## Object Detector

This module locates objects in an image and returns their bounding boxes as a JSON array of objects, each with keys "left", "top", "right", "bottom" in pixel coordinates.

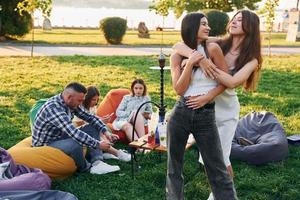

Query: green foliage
[
  {"left": 150, "top": 0, "right": 261, "bottom": 18},
  {"left": 100, "top": 17, "right": 127, "bottom": 44},
  {"left": 204, "top": 9, "right": 229, "bottom": 36},
  {"left": 0, "top": 0, "right": 32, "bottom": 37},
  {"left": 258, "top": 0, "right": 279, "bottom": 33},
  {"left": 149, "top": 0, "right": 172, "bottom": 16},
  {"left": 258, "top": 0, "right": 279, "bottom": 56},
  {"left": 17, "top": 0, "right": 52, "bottom": 17}
]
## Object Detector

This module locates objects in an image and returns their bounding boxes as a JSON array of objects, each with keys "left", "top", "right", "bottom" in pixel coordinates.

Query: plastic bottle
[{"left": 158, "top": 122, "right": 167, "bottom": 147}]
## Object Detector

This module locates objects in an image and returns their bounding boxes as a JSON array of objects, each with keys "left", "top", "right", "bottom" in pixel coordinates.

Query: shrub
[
  {"left": 0, "top": 0, "right": 32, "bottom": 38},
  {"left": 204, "top": 10, "right": 229, "bottom": 36},
  {"left": 99, "top": 17, "right": 127, "bottom": 44}
]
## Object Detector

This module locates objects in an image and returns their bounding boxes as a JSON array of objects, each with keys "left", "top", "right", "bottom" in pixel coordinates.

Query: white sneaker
[
  {"left": 117, "top": 150, "right": 131, "bottom": 162},
  {"left": 103, "top": 153, "right": 119, "bottom": 160},
  {"left": 207, "top": 192, "right": 215, "bottom": 200},
  {"left": 90, "top": 161, "right": 120, "bottom": 175}
]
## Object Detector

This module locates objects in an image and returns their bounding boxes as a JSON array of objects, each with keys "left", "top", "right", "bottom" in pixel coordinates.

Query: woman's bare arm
[
  {"left": 212, "top": 59, "right": 259, "bottom": 88},
  {"left": 186, "top": 43, "right": 228, "bottom": 109},
  {"left": 172, "top": 37, "right": 220, "bottom": 56},
  {"left": 201, "top": 43, "right": 227, "bottom": 101},
  {"left": 172, "top": 42, "right": 194, "bottom": 57},
  {"left": 173, "top": 42, "right": 224, "bottom": 78},
  {"left": 170, "top": 52, "right": 203, "bottom": 96}
]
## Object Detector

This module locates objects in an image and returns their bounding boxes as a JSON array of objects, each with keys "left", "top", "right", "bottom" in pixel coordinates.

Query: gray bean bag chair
[{"left": 231, "top": 111, "right": 288, "bottom": 165}]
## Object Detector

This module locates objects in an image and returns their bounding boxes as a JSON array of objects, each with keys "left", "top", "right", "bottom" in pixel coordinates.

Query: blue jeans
[
  {"left": 48, "top": 124, "right": 102, "bottom": 172},
  {"left": 166, "top": 98, "right": 237, "bottom": 200}
]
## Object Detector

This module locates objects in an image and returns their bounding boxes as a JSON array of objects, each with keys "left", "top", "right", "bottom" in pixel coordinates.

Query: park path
[{"left": 0, "top": 44, "right": 299, "bottom": 56}]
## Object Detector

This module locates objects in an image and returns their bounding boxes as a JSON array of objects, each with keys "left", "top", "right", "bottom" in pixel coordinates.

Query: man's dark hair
[{"left": 65, "top": 82, "right": 87, "bottom": 94}]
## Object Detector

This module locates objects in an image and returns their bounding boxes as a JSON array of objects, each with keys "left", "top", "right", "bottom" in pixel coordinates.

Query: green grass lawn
[
  {"left": 0, "top": 55, "right": 299, "bottom": 199},
  {"left": 15, "top": 29, "right": 180, "bottom": 46},
  {"left": 12, "top": 28, "right": 300, "bottom": 47}
]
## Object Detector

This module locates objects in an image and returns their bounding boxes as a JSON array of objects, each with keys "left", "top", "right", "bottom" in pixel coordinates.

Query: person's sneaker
[
  {"left": 207, "top": 192, "right": 214, "bottom": 200},
  {"left": 103, "top": 153, "right": 119, "bottom": 160},
  {"left": 90, "top": 161, "right": 120, "bottom": 175},
  {"left": 117, "top": 150, "right": 131, "bottom": 162}
]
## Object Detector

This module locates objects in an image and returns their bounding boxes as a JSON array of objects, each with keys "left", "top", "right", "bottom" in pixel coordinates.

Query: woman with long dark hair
[
  {"left": 173, "top": 10, "right": 262, "bottom": 200},
  {"left": 166, "top": 12, "right": 237, "bottom": 200}
]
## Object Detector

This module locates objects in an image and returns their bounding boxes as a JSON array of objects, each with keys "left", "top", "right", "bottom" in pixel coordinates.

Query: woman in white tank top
[
  {"left": 167, "top": 12, "right": 238, "bottom": 200},
  {"left": 173, "top": 10, "right": 262, "bottom": 200}
]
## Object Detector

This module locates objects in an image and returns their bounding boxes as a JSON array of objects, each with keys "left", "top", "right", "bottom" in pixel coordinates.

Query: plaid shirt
[{"left": 32, "top": 94, "right": 107, "bottom": 148}]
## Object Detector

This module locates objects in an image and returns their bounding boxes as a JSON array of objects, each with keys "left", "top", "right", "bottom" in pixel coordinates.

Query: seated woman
[
  {"left": 73, "top": 86, "right": 131, "bottom": 162},
  {"left": 112, "top": 79, "right": 153, "bottom": 142}
]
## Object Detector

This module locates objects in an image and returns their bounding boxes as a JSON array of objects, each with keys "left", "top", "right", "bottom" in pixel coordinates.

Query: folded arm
[
  {"left": 212, "top": 59, "right": 259, "bottom": 88},
  {"left": 186, "top": 43, "right": 228, "bottom": 109},
  {"left": 173, "top": 42, "right": 223, "bottom": 79},
  {"left": 170, "top": 51, "right": 203, "bottom": 96}
]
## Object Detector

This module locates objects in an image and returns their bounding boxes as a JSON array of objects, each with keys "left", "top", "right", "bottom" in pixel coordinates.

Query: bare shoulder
[
  {"left": 245, "top": 58, "right": 259, "bottom": 69},
  {"left": 207, "top": 42, "right": 221, "bottom": 52},
  {"left": 170, "top": 52, "right": 182, "bottom": 60},
  {"left": 241, "top": 58, "right": 259, "bottom": 73},
  {"left": 170, "top": 52, "right": 183, "bottom": 66},
  {"left": 207, "top": 42, "right": 222, "bottom": 55},
  {"left": 207, "top": 42, "right": 223, "bottom": 58},
  {"left": 170, "top": 52, "right": 182, "bottom": 61},
  {"left": 249, "top": 58, "right": 258, "bottom": 65}
]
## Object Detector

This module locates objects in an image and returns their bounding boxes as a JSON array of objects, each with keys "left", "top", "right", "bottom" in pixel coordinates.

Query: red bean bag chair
[{"left": 96, "top": 89, "right": 131, "bottom": 144}]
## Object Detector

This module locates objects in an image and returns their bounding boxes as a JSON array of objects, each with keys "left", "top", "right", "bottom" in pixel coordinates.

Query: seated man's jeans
[{"left": 48, "top": 124, "right": 102, "bottom": 172}]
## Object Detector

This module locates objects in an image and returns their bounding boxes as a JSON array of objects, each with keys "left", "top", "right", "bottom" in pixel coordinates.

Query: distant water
[
  {"left": 33, "top": 5, "right": 293, "bottom": 31},
  {"left": 34, "top": 6, "right": 181, "bottom": 30}
]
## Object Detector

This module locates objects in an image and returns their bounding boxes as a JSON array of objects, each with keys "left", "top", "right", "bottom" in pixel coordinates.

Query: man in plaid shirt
[{"left": 32, "top": 82, "right": 120, "bottom": 175}]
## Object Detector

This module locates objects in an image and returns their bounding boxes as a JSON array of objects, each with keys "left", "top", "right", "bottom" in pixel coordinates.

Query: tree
[
  {"left": 258, "top": 0, "right": 279, "bottom": 56},
  {"left": 17, "top": 0, "right": 52, "bottom": 57},
  {"left": 17, "top": 0, "right": 52, "bottom": 17},
  {"left": 150, "top": 0, "right": 261, "bottom": 18},
  {"left": 149, "top": 0, "right": 172, "bottom": 16},
  {"left": 0, "top": 0, "right": 31, "bottom": 38}
]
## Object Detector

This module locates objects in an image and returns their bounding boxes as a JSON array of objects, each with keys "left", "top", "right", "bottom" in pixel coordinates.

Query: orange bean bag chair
[
  {"left": 8, "top": 137, "right": 77, "bottom": 179},
  {"left": 96, "top": 88, "right": 131, "bottom": 144}
]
